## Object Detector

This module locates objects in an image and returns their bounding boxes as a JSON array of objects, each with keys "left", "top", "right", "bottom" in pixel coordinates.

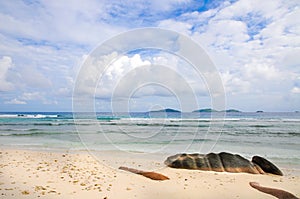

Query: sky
[{"left": 0, "top": 0, "right": 299, "bottom": 112}]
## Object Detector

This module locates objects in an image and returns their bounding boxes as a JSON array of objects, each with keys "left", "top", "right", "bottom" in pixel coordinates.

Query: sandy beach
[{"left": 0, "top": 149, "right": 299, "bottom": 199}]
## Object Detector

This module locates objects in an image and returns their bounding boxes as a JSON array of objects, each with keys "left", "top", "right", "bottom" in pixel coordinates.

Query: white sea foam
[
  {"left": 0, "top": 114, "right": 59, "bottom": 118},
  {"left": 0, "top": 114, "right": 19, "bottom": 118}
]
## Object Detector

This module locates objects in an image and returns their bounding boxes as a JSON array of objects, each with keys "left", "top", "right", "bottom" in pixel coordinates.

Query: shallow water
[{"left": 0, "top": 111, "right": 299, "bottom": 170}]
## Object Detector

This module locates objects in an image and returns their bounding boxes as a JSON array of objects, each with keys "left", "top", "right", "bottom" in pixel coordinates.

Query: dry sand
[{"left": 0, "top": 148, "right": 299, "bottom": 199}]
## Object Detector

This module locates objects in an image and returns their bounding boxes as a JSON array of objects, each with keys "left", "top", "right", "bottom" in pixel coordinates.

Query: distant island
[
  {"left": 193, "top": 108, "right": 218, "bottom": 113},
  {"left": 193, "top": 108, "right": 241, "bottom": 113},
  {"left": 148, "top": 108, "right": 181, "bottom": 113},
  {"left": 225, "top": 109, "right": 241, "bottom": 113},
  {"left": 147, "top": 108, "right": 242, "bottom": 113},
  {"left": 256, "top": 110, "right": 264, "bottom": 113}
]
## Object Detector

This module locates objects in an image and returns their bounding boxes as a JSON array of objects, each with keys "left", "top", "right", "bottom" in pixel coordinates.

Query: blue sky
[{"left": 0, "top": 0, "right": 299, "bottom": 112}]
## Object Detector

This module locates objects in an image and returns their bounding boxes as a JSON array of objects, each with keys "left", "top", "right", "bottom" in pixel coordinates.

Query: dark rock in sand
[
  {"left": 252, "top": 156, "right": 283, "bottom": 176},
  {"left": 164, "top": 152, "right": 283, "bottom": 175},
  {"left": 218, "top": 152, "right": 259, "bottom": 173}
]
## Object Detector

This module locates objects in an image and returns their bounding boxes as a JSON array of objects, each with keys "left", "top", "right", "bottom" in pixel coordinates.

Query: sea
[{"left": 0, "top": 111, "right": 299, "bottom": 170}]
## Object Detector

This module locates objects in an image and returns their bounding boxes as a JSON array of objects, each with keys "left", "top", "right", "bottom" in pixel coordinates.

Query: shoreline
[
  {"left": 1, "top": 148, "right": 299, "bottom": 198},
  {"left": 2, "top": 145, "right": 300, "bottom": 174}
]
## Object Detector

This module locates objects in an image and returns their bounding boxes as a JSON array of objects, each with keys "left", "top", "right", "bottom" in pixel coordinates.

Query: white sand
[{"left": 0, "top": 149, "right": 299, "bottom": 199}]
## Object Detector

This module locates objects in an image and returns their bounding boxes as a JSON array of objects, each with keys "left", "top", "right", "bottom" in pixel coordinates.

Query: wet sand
[{"left": 0, "top": 149, "right": 299, "bottom": 199}]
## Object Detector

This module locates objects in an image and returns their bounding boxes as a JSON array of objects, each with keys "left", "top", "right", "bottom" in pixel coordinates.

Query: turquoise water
[{"left": 0, "top": 112, "right": 299, "bottom": 169}]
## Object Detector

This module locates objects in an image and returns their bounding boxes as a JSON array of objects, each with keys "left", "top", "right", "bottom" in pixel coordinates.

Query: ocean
[{"left": 0, "top": 111, "right": 299, "bottom": 170}]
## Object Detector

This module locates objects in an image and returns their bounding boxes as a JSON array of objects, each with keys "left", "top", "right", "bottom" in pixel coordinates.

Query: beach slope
[{"left": 0, "top": 149, "right": 299, "bottom": 199}]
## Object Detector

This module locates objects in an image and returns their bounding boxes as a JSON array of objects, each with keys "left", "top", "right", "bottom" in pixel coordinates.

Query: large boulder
[
  {"left": 252, "top": 156, "right": 283, "bottom": 176},
  {"left": 164, "top": 152, "right": 283, "bottom": 175}
]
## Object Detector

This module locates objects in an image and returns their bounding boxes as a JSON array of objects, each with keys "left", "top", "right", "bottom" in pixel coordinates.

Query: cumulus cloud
[
  {"left": 158, "top": 20, "right": 193, "bottom": 35},
  {"left": 102, "top": 53, "right": 203, "bottom": 111},
  {"left": 6, "top": 91, "right": 59, "bottom": 106},
  {"left": 155, "top": 0, "right": 299, "bottom": 110},
  {"left": 0, "top": 56, "right": 14, "bottom": 91},
  {"left": 73, "top": 51, "right": 210, "bottom": 111},
  {"left": 96, "top": 52, "right": 211, "bottom": 99},
  {"left": 291, "top": 87, "right": 300, "bottom": 94},
  {"left": 0, "top": 0, "right": 124, "bottom": 45}
]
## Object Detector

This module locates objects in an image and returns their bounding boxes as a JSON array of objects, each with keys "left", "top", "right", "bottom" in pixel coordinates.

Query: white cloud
[
  {"left": 197, "top": 19, "right": 250, "bottom": 49},
  {"left": 291, "top": 87, "right": 300, "bottom": 94},
  {"left": 221, "top": 71, "right": 251, "bottom": 94},
  {"left": 0, "top": 0, "right": 124, "bottom": 45},
  {"left": 18, "top": 67, "right": 52, "bottom": 89},
  {"left": 20, "top": 92, "right": 42, "bottom": 101},
  {"left": 4, "top": 98, "right": 26, "bottom": 105},
  {"left": 187, "top": 0, "right": 300, "bottom": 100},
  {"left": 244, "top": 62, "right": 281, "bottom": 80},
  {"left": 105, "top": 54, "right": 151, "bottom": 81},
  {"left": 149, "top": 0, "right": 198, "bottom": 12},
  {"left": 93, "top": 52, "right": 210, "bottom": 99},
  {"left": 0, "top": 56, "right": 14, "bottom": 91},
  {"left": 6, "top": 91, "right": 59, "bottom": 106},
  {"left": 158, "top": 20, "right": 192, "bottom": 35},
  {"left": 74, "top": 52, "right": 119, "bottom": 97}
]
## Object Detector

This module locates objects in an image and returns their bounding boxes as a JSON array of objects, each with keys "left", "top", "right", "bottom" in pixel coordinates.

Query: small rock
[{"left": 21, "top": 190, "right": 30, "bottom": 195}]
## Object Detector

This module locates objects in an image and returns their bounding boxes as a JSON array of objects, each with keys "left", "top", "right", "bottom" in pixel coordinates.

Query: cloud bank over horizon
[{"left": 0, "top": 0, "right": 299, "bottom": 112}]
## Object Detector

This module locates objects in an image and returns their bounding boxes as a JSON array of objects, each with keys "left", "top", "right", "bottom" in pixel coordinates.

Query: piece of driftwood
[
  {"left": 250, "top": 182, "right": 299, "bottom": 199},
  {"left": 119, "top": 166, "right": 169, "bottom": 181}
]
